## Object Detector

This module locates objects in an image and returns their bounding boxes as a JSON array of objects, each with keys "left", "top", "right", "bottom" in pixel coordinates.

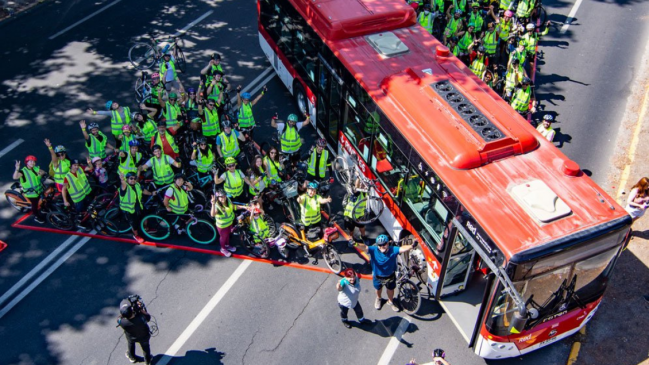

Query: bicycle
[
  {"left": 5, "top": 174, "right": 63, "bottom": 215},
  {"left": 140, "top": 209, "right": 217, "bottom": 244},
  {"left": 128, "top": 32, "right": 186, "bottom": 73},
  {"left": 47, "top": 196, "right": 119, "bottom": 236},
  {"left": 233, "top": 210, "right": 278, "bottom": 259},
  {"left": 333, "top": 155, "right": 385, "bottom": 225},
  {"left": 103, "top": 183, "right": 167, "bottom": 235},
  {"left": 134, "top": 71, "right": 164, "bottom": 104},
  {"left": 395, "top": 238, "right": 423, "bottom": 315},
  {"left": 278, "top": 219, "right": 343, "bottom": 274}
]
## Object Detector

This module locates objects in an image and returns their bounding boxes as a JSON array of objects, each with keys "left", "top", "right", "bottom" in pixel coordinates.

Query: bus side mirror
[{"left": 509, "top": 309, "right": 529, "bottom": 334}]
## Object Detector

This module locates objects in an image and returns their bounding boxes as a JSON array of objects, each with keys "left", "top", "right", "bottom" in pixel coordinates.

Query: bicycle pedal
[{"left": 312, "top": 259, "right": 319, "bottom": 265}]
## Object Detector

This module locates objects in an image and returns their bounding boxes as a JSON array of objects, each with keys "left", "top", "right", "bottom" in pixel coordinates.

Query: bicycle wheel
[
  {"left": 353, "top": 195, "right": 384, "bottom": 225},
  {"left": 134, "top": 77, "right": 147, "bottom": 103},
  {"left": 243, "top": 233, "right": 270, "bottom": 259},
  {"left": 94, "top": 218, "right": 119, "bottom": 237},
  {"left": 186, "top": 219, "right": 217, "bottom": 244},
  {"left": 188, "top": 190, "right": 207, "bottom": 212},
  {"left": 174, "top": 46, "right": 186, "bottom": 73},
  {"left": 5, "top": 190, "right": 30, "bottom": 213},
  {"left": 104, "top": 208, "right": 132, "bottom": 234},
  {"left": 93, "top": 193, "right": 116, "bottom": 213},
  {"left": 264, "top": 215, "right": 277, "bottom": 237},
  {"left": 129, "top": 42, "right": 156, "bottom": 70},
  {"left": 398, "top": 279, "right": 422, "bottom": 315},
  {"left": 322, "top": 245, "right": 343, "bottom": 274},
  {"left": 140, "top": 214, "right": 171, "bottom": 241},
  {"left": 333, "top": 156, "right": 353, "bottom": 187},
  {"left": 47, "top": 211, "right": 74, "bottom": 231}
]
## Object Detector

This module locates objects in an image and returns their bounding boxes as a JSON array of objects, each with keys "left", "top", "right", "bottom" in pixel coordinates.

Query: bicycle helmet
[
  {"left": 252, "top": 208, "right": 262, "bottom": 215},
  {"left": 91, "top": 157, "right": 101, "bottom": 164},
  {"left": 24, "top": 155, "right": 37, "bottom": 164},
  {"left": 54, "top": 145, "right": 67, "bottom": 153},
  {"left": 543, "top": 114, "right": 554, "bottom": 122},
  {"left": 316, "top": 138, "right": 326, "bottom": 147},
  {"left": 156, "top": 121, "right": 167, "bottom": 128},
  {"left": 151, "top": 72, "right": 160, "bottom": 79},
  {"left": 215, "top": 189, "right": 226, "bottom": 197},
  {"left": 477, "top": 45, "right": 486, "bottom": 53},
  {"left": 423, "top": 3, "right": 431, "bottom": 10},
  {"left": 105, "top": 101, "right": 114, "bottom": 110},
  {"left": 287, "top": 113, "right": 298, "bottom": 123},
  {"left": 241, "top": 92, "right": 251, "bottom": 100},
  {"left": 307, "top": 181, "right": 318, "bottom": 190},
  {"left": 125, "top": 172, "right": 137, "bottom": 179},
  {"left": 187, "top": 87, "right": 196, "bottom": 94},
  {"left": 222, "top": 120, "right": 232, "bottom": 129},
  {"left": 471, "top": 2, "right": 479, "bottom": 7},
  {"left": 191, "top": 117, "right": 202, "bottom": 124},
  {"left": 122, "top": 125, "right": 131, "bottom": 132},
  {"left": 225, "top": 157, "right": 237, "bottom": 165},
  {"left": 197, "top": 137, "right": 207, "bottom": 144},
  {"left": 504, "top": 10, "right": 514, "bottom": 17},
  {"left": 70, "top": 159, "right": 81, "bottom": 165},
  {"left": 454, "top": 9, "right": 462, "bottom": 14},
  {"left": 522, "top": 77, "right": 532, "bottom": 85},
  {"left": 87, "top": 122, "right": 100, "bottom": 131},
  {"left": 212, "top": 53, "right": 221, "bottom": 60},
  {"left": 173, "top": 173, "right": 185, "bottom": 181},
  {"left": 376, "top": 234, "right": 389, "bottom": 246},
  {"left": 128, "top": 139, "right": 140, "bottom": 147},
  {"left": 433, "top": 349, "right": 446, "bottom": 358},
  {"left": 526, "top": 23, "right": 535, "bottom": 30},
  {"left": 168, "top": 92, "right": 177, "bottom": 99},
  {"left": 163, "top": 52, "right": 171, "bottom": 57},
  {"left": 152, "top": 144, "right": 162, "bottom": 151},
  {"left": 343, "top": 268, "right": 356, "bottom": 278}
]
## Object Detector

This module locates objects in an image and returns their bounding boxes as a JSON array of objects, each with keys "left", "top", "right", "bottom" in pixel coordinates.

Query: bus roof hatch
[
  {"left": 509, "top": 180, "right": 572, "bottom": 223},
  {"left": 366, "top": 32, "right": 409, "bottom": 58}
]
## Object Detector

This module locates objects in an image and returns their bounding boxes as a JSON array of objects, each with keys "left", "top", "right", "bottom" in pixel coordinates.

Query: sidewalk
[{"left": 574, "top": 40, "right": 649, "bottom": 365}]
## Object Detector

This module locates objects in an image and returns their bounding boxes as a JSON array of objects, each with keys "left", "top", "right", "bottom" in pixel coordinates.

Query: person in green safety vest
[
  {"left": 210, "top": 189, "right": 246, "bottom": 257},
  {"left": 13, "top": 155, "right": 47, "bottom": 223},
  {"left": 160, "top": 52, "right": 185, "bottom": 94},
  {"left": 181, "top": 87, "right": 200, "bottom": 116},
  {"left": 296, "top": 181, "right": 332, "bottom": 231},
  {"left": 150, "top": 121, "right": 180, "bottom": 160},
  {"left": 200, "top": 53, "right": 229, "bottom": 88},
  {"left": 117, "top": 125, "right": 136, "bottom": 153},
  {"left": 144, "top": 72, "right": 165, "bottom": 119},
  {"left": 158, "top": 92, "right": 183, "bottom": 128},
  {"left": 516, "top": 0, "right": 535, "bottom": 21},
  {"left": 198, "top": 97, "right": 222, "bottom": 146},
  {"left": 457, "top": 23, "right": 476, "bottom": 63},
  {"left": 445, "top": 36, "right": 461, "bottom": 57},
  {"left": 62, "top": 159, "right": 92, "bottom": 215},
  {"left": 139, "top": 145, "right": 182, "bottom": 189},
  {"left": 304, "top": 138, "right": 331, "bottom": 183},
  {"left": 503, "top": 57, "right": 527, "bottom": 99},
  {"left": 481, "top": 22, "right": 499, "bottom": 59},
  {"left": 118, "top": 139, "right": 143, "bottom": 177},
  {"left": 119, "top": 171, "right": 156, "bottom": 244},
  {"left": 248, "top": 206, "right": 271, "bottom": 240},
  {"left": 163, "top": 173, "right": 194, "bottom": 235},
  {"left": 236, "top": 85, "right": 267, "bottom": 135},
  {"left": 520, "top": 22, "right": 551, "bottom": 61},
  {"left": 44, "top": 138, "right": 71, "bottom": 192},
  {"left": 443, "top": 8, "right": 465, "bottom": 44},
  {"left": 206, "top": 72, "right": 226, "bottom": 107},
  {"left": 468, "top": 2, "right": 485, "bottom": 34},
  {"left": 86, "top": 100, "right": 135, "bottom": 149},
  {"left": 214, "top": 157, "right": 254, "bottom": 200},
  {"left": 418, "top": 4, "right": 435, "bottom": 35},
  {"left": 133, "top": 109, "right": 158, "bottom": 148},
  {"left": 216, "top": 121, "right": 246, "bottom": 161},
  {"left": 271, "top": 113, "right": 311, "bottom": 165},
  {"left": 263, "top": 146, "right": 284, "bottom": 183},
  {"left": 536, "top": 114, "right": 556, "bottom": 142},
  {"left": 79, "top": 120, "right": 114, "bottom": 160},
  {"left": 246, "top": 155, "right": 267, "bottom": 198},
  {"left": 510, "top": 77, "right": 536, "bottom": 116},
  {"left": 468, "top": 45, "right": 489, "bottom": 79},
  {"left": 190, "top": 137, "right": 215, "bottom": 179},
  {"left": 343, "top": 179, "right": 368, "bottom": 247},
  {"left": 488, "top": 7, "right": 514, "bottom": 60}
]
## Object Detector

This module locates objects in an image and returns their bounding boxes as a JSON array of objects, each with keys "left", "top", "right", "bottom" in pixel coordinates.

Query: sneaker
[
  {"left": 33, "top": 216, "right": 45, "bottom": 224},
  {"left": 176, "top": 228, "right": 185, "bottom": 235},
  {"left": 220, "top": 248, "right": 232, "bottom": 257},
  {"left": 125, "top": 352, "right": 137, "bottom": 363},
  {"left": 388, "top": 301, "right": 400, "bottom": 312},
  {"left": 374, "top": 297, "right": 382, "bottom": 310},
  {"left": 342, "top": 320, "right": 352, "bottom": 329},
  {"left": 226, "top": 246, "right": 236, "bottom": 252},
  {"left": 359, "top": 318, "right": 371, "bottom": 325},
  {"left": 133, "top": 235, "right": 145, "bottom": 244},
  {"left": 348, "top": 239, "right": 356, "bottom": 248}
]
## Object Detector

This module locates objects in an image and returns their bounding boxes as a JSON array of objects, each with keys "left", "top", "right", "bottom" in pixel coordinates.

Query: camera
[{"left": 127, "top": 294, "right": 146, "bottom": 314}]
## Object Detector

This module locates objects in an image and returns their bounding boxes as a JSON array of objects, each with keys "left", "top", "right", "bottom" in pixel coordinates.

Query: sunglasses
[
  {"left": 207, "top": 104, "right": 215, "bottom": 107},
  {"left": 377, "top": 243, "right": 388, "bottom": 247},
  {"left": 170, "top": 98, "right": 177, "bottom": 101},
  {"left": 57, "top": 152, "right": 66, "bottom": 156},
  {"left": 227, "top": 164, "right": 236, "bottom": 168},
  {"left": 127, "top": 177, "right": 137, "bottom": 180},
  {"left": 199, "top": 143, "right": 207, "bottom": 146}
]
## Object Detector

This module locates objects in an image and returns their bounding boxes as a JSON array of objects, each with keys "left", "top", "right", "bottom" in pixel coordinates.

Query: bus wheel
[{"left": 293, "top": 82, "right": 308, "bottom": 116}]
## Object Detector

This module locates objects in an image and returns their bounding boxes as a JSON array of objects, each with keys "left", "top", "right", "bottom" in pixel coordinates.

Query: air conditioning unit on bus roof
[{"left": 366, "top": 32, "right": 409, "bottom": 58}]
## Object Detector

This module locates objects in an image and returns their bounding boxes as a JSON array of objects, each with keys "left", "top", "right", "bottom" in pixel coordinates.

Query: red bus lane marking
[
  {"left": 12, "top": 214, "right": 372, "bottom": 279},
  {"left": 0, "top": 240, "right": 7, "bottom": 253}
]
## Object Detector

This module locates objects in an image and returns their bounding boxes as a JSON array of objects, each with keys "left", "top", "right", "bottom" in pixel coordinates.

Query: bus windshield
[{"left": 486, "top": 228, "right": 628, "bottom": 336}]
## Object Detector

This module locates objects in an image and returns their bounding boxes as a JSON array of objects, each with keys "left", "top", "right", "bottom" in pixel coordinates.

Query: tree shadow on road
[
  {"left": 351, "top": 316, "right": 420, "bottom": 348},
  {"left": 151, "top": 348, "right": 225, "bottom": 365}
]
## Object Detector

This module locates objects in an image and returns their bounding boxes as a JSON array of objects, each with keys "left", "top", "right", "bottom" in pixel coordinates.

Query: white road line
[
  {"left": 0, "top": 139, "right": 24, "bottom": 160},
  {"left": 228, "top": 67, "right": 274, "bottom": 105},
  {"left": 173, "top": 10, "right": 214, "bottom": 36},
  {"left": 560, "top": 0, "right": 583, "bottom": 34},
  {"left": 377, "top": 317, "right": 412, "bottom": 365},
  {"left": 156, "top": 259, "right": 252, "bottom": 365},
  {"left": 0, "top": 235, "right": 79, "bottom": 307},
  {"left": 0, "top": 236, "right": 91, "bottom": 319},
  {"left": 48, "top": 0, "right": 122, "bottom": 40}
]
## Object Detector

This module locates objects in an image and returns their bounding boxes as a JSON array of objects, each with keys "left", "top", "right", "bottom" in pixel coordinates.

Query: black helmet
[
  {"left": 125, "top": 172, "right": 137, "bottom": 179},
  {"left": 477, "top": 45, "right": 486, "bottom": 53},
  {"left": 522, "top": 77, "right": 532, "bottom": 85},
  {"left": 152, "top": 144, "right": 162, "bottom": 151},
  {"left": 120, "top": 304, "right": 133, "bottom": 317},
  {"left": 173, "top": 173, "right": 185, "bottom": 181},
  {"left": 433, "top": 348, "right": 446, "bottom": 358},
  {"left": 222, "top": 120, "right": 232, "bottom": 129},
  {"left": 197, "top": 137, "right": 207, "bottom": 144},
  {"left": 157, "top": 121, "right": 167, "bottom": 128}
]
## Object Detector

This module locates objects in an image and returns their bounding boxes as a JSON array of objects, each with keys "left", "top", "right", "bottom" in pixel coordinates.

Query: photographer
[{"left": 118, "top": 296, "right": 153, "bottom": 364}]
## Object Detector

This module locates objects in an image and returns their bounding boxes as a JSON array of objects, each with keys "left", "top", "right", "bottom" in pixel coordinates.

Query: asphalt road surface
[{"left": 0, "top": 0, "right": 646, "bottom": 364}]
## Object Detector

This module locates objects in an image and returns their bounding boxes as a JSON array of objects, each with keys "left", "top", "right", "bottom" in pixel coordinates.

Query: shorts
[
  {"left": 344, "top": 217, "right": 361, "bottom": 232},
  {"left": 372, "top": 273, "right": 396, "bottom": 291},
  {"left": 165, "top": 79, "right": 181, "bottom": 92}
]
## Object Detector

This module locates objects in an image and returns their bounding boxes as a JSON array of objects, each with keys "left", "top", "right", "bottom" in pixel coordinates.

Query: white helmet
[{"left": 526, "top": 23, "right": 535, "bottom": 30}]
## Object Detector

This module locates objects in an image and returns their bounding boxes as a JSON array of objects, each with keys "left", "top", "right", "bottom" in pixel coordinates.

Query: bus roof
[{"left": 291, "top": 0, "right": 629, "bottom": 260}]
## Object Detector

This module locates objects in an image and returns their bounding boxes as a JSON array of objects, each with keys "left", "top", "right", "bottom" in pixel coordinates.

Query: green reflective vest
[
  {"left": 520, "top": 32, "right": 539, "bottom": 54},
  {"left": 453, "top": 0, "right": 467, "bottom": 13},
  {"left": 249, "top": 168, "right": 265, "bottom": 196},
  {"left": 483, "top": 30, "right": 498, "bottom": 55},
  {"left": 208, "top": 82, "right": 223, "bottom": 102},
  {"left": 444, "top": 17, "right": 462, "bottom": 39},
  {"left": 418, "top": 12, "right": 433, "bottom": 34},
  {"left": 196, "top": 148, "right": 214, "bottom": 173},
  {"left": 120, "top": 183, "right": 143, "bottom": 214},
  {"left": 219, "top": 132, "right": 240, "bottom": 158},
  {"left": 52, "top": 159, "right": 71, "bottom": 185},
  {"left": 511, "top": 87, "right": 531, "bottom": 113},
  {"left": 469, "top": 12, "right": 484, "bottom": 32},
  {"left": 184, "top": 99, "right": 198, "bottom": 113},
  {"left": 65, "top": 170, "right": 91, "bottom": 203},
  {"left": 344, "top": 192, "right": 366, "bottom": 220},
  {"left": 202, "top": 108, "right": 220, "bottom": 137},
  {"left": 434, "top": 0, "right": 444, "bottom": 12},
  {"left": 307, "top": 149, "right": 329, "bottom": 178},
  {"left": 509, "top": 49, "right": 527, "bottom": 67},
  {"left": 516, "top": 0, "right": 534, "bottom": 18},
  {"left": 300, "top": 194, "right": 321, "bottom": 226},
  {"left": 500, "top": 0, "right": 513, "bottom": 10},
  {"left": 141, "top": 119, "right": 158, "bottom": 140},
  {"left": 154, "top": 130, "right": 179, "bottom": 154},
  {"left": 163, "top": 102, "right": 181, "bottom": 127},
  {"left": 264, "top": 156, "right": 283, "bottom": 182},
  {"left": 223, "top": 170, "right": 244, "bottom": 198},
  {"left": 458, "top": 32, "right": 473, "bottom": 53},
  {"left": 470, "top": 55, "right": 487, "bottom": 77},
  {"left": 365, "top": 111, "right": 380, "bottom": 134},
  {"left": 87, "top": 132, "right": 108, "bottom": 159},
  {"left": 119, "top": 133, "right": 135, "bottom": 153},
  {"left": 214, "top": 199, "right": 234, "bottom": 228},
  {"left": 280, "top": 125, "right": 301, "bottom": 153},
  {"left": 150, "top": 155, "right": 174, "bottom": 185},
  {"left": 250, "top": 216, "right": 269, "bottom": 238},
  {"left": 150, "top": 84, "right": 163, "bottom": 106},
  {"left": 169, "top": 184, "right": 188, "bottom": 214},
  {"left": 496, "top": 19, "right": 512, "bottom": 39},
  {"left": 238, "top": 103, "right": 255, "bottom": 129},
  {"left": 504, "top": 68, "right": 523, "bottom": 93},
  {"left": 21, "top": 166, "right": 43, "bottom": 198},
  {"left": 160, "top": 59, "right": 177, "bottom": 81},
  {"left": 118, "top": 151, "right": 142, "bottom": 175},
  {"left": 111, "top": 107, "right": 131, "bottom": 136}
]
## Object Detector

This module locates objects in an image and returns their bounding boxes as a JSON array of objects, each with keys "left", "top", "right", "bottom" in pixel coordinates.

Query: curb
[
  {"left": 0, "top": 0, "right": 53, "bottom": 28},
  {"left": 566, "top": 326, "right": 586, "bottom": 365}
]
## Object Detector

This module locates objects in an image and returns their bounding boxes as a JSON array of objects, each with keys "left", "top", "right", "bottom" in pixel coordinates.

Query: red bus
[{"left": 258, "top": 0, "right": 632, "bottom": 358}]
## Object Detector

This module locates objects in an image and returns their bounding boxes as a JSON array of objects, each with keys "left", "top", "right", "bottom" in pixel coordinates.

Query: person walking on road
[
  {"left": 625, "top": 177, "right": 649, "bottom": 221},
  {"left": 337, "top": 268, "right": 371, "bottom": 328},
  {"left": 355, "top": 234, "right": 415, "bottom": 311},
  {"left": 13, "top": 156, "right": 46, "bottom": 224},
  {"left": 536, "top": 114, "right": 556, "bottom": 142},
  {"left": 118, "top": 302, "right": 153, "bottom": 365}
]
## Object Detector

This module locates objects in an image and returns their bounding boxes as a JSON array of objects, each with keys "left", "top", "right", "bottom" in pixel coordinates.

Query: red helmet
[
  {"left": 25, "top": 155, "right": 37, "bottom": 164},
  {"left": 253, "top": 208, "right": 262, "bottom": 215}
]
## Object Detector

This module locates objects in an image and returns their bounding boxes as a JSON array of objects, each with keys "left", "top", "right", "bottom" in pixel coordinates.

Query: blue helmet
[
  {"left": 128, "top": 139, "right": 141, "bottom": 147},
  {"left": 105, "top": 101, "right": 114, "bottom": 110},
  {"left": 376, "top": 234, "right": 389, "bottom": 246},
  {"left": 307, "top": 181, "right": 319, "bottom": 190},
  {"left": 241, "top": 92, "right": 251, "bottom": 100}
]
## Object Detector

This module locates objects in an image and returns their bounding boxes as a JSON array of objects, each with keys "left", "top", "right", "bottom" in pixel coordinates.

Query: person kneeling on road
[
  {"left": 296, "top": 181, "right": 332, "bottom": 231},
  {"left": 355, "top": 234, "right": 416, "bottom": 312},
  {"left": 119, "top": 172, "right": 156, "bottom": 244},
  {"left": 337, "top": 268, "right": 371, "bottom": 329},
  {"left": 163, "top": 173, "right": 193, "bottom": 235}
]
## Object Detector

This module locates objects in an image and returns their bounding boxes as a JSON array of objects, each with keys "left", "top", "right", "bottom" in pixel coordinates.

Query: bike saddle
[{"left": 307, "top": 227, "right": 322, "bottom": 241}]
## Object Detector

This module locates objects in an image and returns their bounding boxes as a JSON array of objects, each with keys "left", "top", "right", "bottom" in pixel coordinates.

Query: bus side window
[
  {"left": 370, "top": 130, "right": 406, "bottom": 199},
  {"left": 343, "top": 103, "right": 370, "bottom": 161}
]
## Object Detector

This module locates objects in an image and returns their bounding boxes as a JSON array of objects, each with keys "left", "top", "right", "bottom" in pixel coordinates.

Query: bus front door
[{"left": 441, "top": 232, "right": 475, "bottom": 296}]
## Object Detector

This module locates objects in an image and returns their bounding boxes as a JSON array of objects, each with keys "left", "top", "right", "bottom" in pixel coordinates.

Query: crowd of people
[{"left": 409, "top": 0, "right": 558, "bottom": 142}]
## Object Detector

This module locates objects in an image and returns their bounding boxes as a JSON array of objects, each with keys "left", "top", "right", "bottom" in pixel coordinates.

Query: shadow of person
[
  {"left": 347, "top": 316, "right": 419, "bottom": 347},
  {"left": 152, "top": 348, "right": 225, "bottom": 365},
  {"left": 553, "top": 128, "right": 572, "bottom": 148}
]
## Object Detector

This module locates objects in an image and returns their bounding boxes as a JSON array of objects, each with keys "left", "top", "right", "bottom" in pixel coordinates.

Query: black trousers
[
  {"left": 127, "top": 336, "right": 152, "bottom": 362},
  {"left": 28, "top": 196, "right": 45, "bottom": 220},
  {"left": 339, "top": 302, "right": 364, "bottom": 321}
]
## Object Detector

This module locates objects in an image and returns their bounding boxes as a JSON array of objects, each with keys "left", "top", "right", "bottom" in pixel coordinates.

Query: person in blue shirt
[{"left": 355, "top": 234, "right": 416, "bottom": 311}]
